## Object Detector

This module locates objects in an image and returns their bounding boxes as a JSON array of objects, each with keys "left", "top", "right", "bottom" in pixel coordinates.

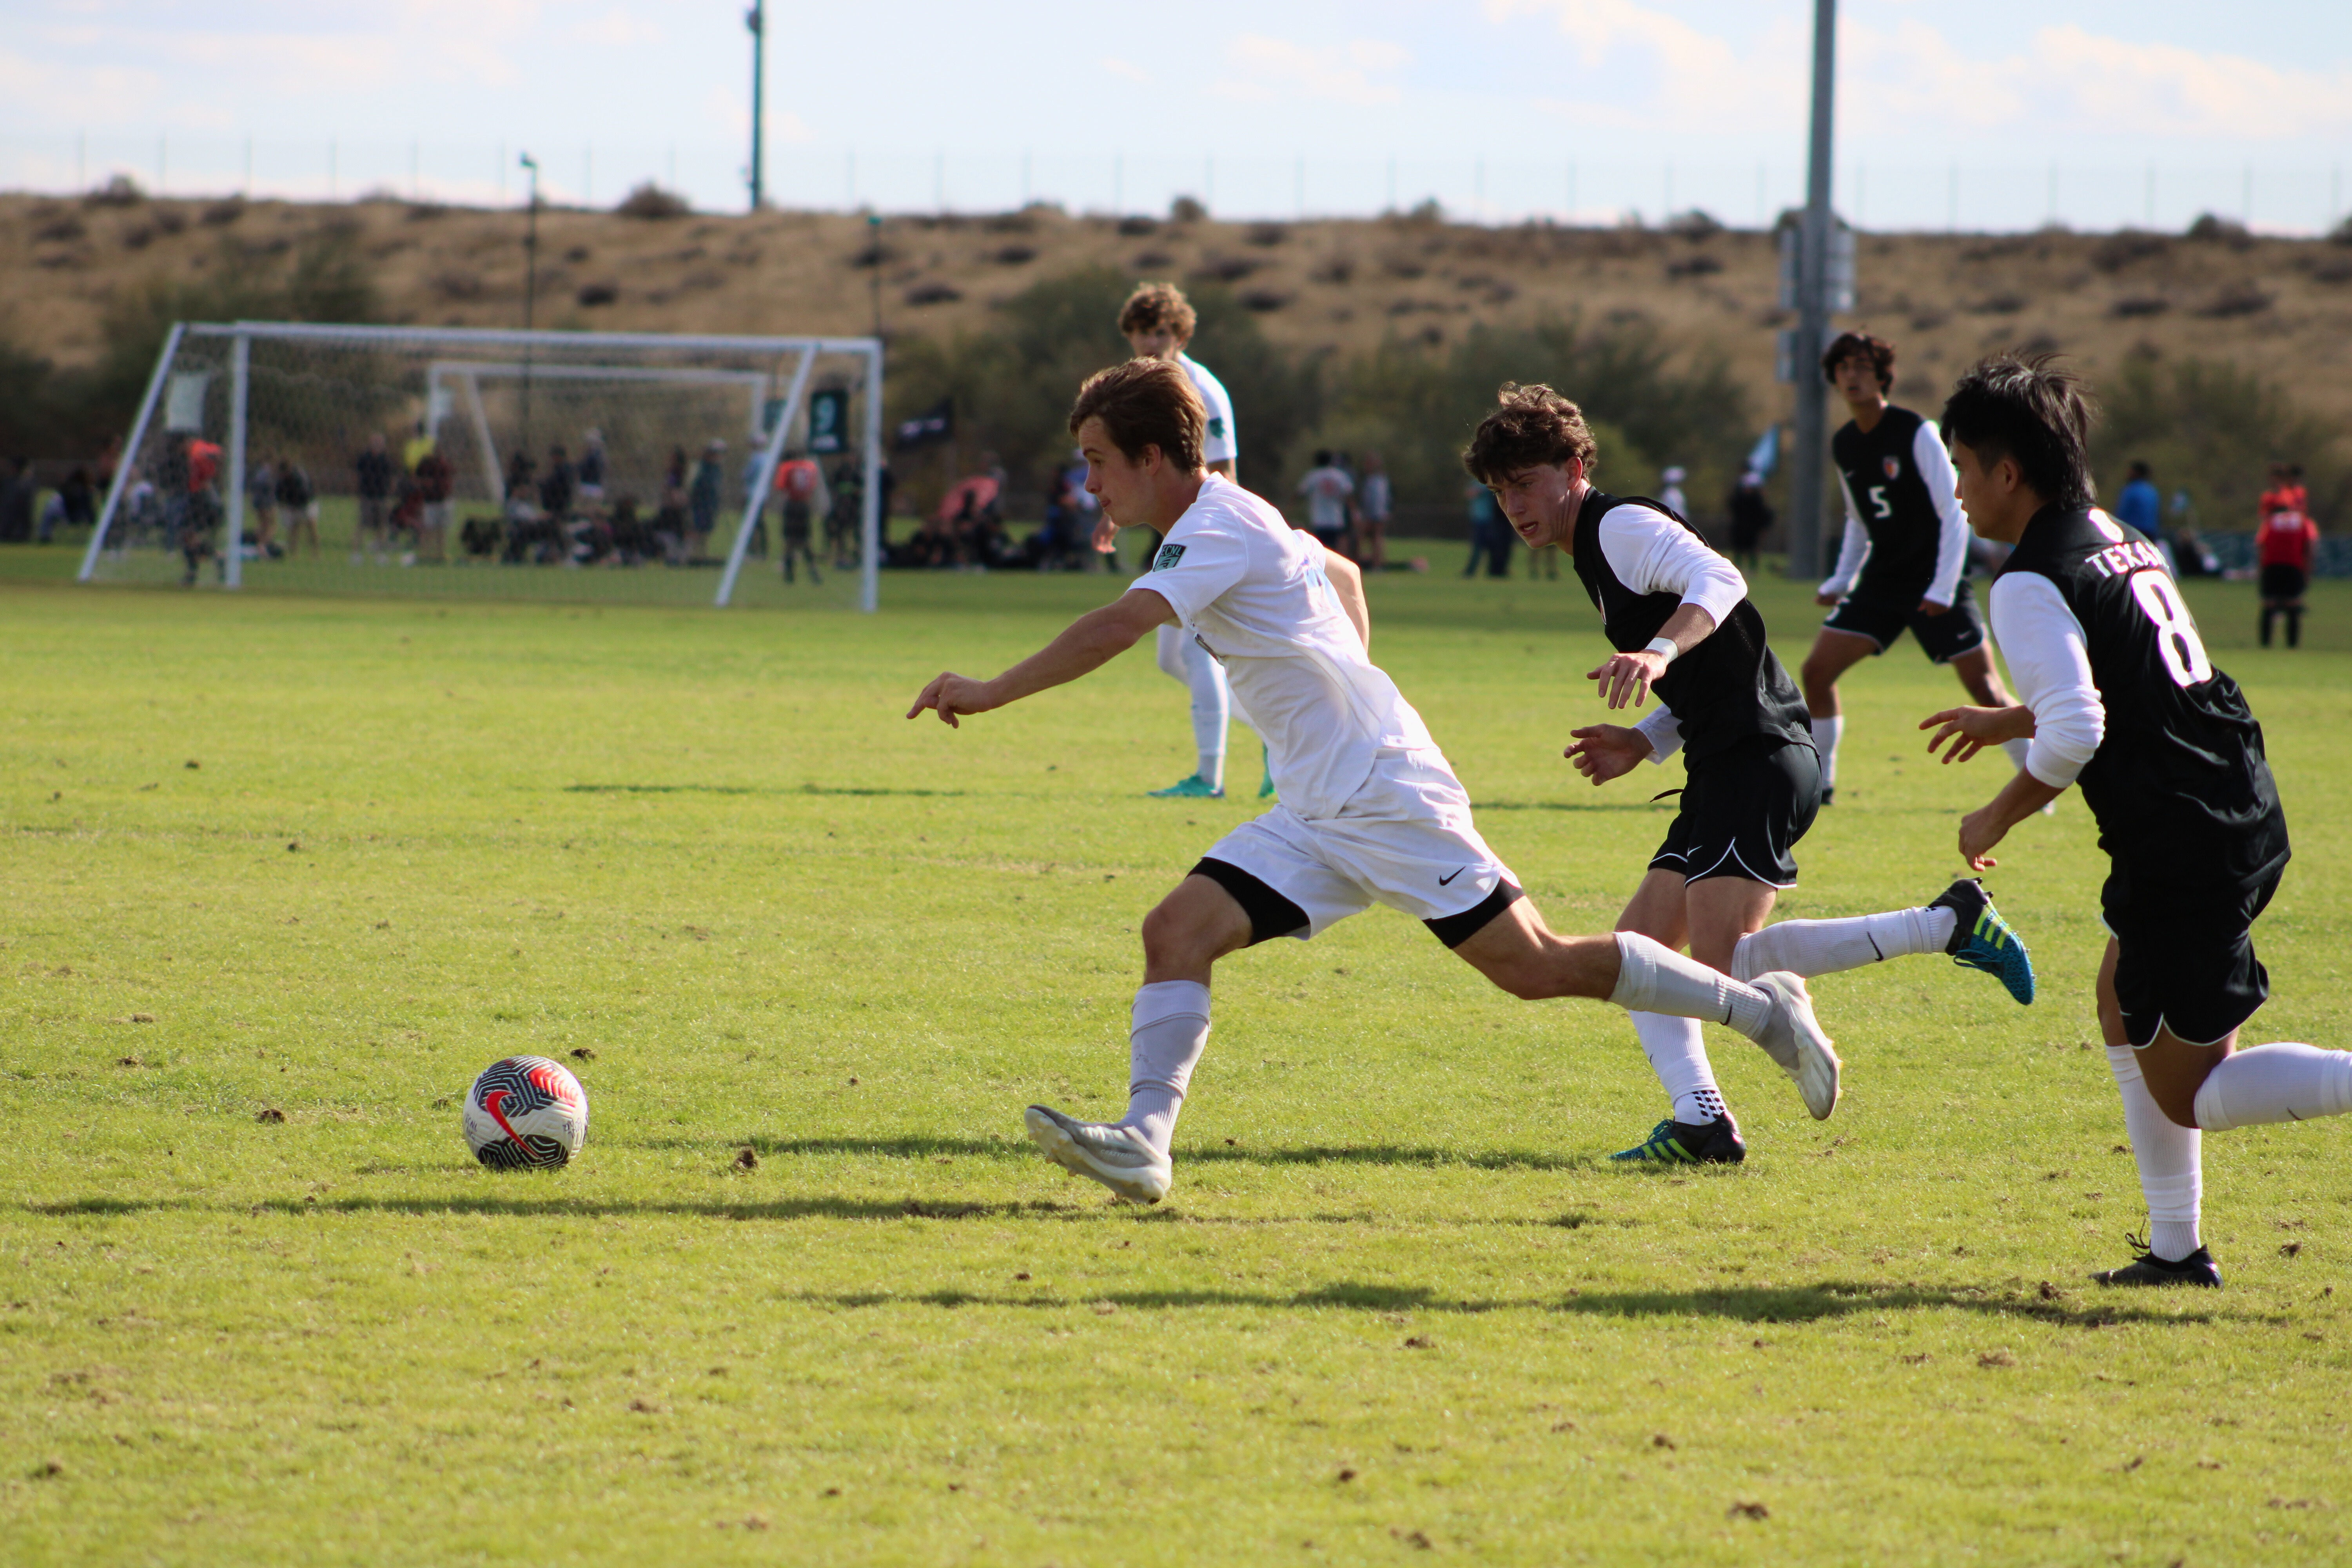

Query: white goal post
[{"left": 81, "top": 322, "right": 886, "bottom": 611}]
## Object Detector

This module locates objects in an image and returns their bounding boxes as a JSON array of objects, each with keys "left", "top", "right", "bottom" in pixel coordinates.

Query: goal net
[{"left": 81, "top": 323, "right": 884, "bottom": 611}]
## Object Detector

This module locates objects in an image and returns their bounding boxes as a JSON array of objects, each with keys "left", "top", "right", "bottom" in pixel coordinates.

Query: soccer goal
[{"left": 81, "top": 322, "right": 886, "bottom": 611}]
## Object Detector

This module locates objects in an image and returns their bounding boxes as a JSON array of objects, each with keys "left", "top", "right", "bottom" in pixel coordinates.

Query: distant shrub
[
  {"left": 615, "top": 183, "right": 690, "bottom": 220},
  {"left": 1169, "top": 195, "right": 1207, "bottom": 223},
  {"left": 84, "top": 174, "right": 143, "bottom": 208},
  {"left": 2094, "top": 354, "right": 2348, "bottom": 535}
]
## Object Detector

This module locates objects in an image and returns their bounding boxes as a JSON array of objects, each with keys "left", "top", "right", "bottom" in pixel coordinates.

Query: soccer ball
[{"left": 463, "top": 1056, "right": 589, "bottom": 1169}]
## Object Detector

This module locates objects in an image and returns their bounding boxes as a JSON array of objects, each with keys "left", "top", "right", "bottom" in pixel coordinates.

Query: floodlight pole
[
  {"left": 746, "top": 3, "right": 766, "bottom": 212},
  {"left": 1786, "top": 0, "right": 1837, "bottom": 581},
  {"left": 518, "top": 151, "right": 540, "bottom": 472}
]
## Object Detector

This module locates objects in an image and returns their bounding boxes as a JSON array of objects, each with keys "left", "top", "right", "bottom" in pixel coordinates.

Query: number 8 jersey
[{"left": 1992, "top": 505, "right": 2288, "bottom": 889}]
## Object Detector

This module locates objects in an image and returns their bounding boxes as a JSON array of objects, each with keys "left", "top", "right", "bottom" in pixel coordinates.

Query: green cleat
[
  {"left": 1609, "top": 1112, "right": 1745, "bottom": 1165},
  {"left": 1149, "top": 774, "right": 1224, "bottom": 799},
  {"left": 1930, "top": 878, "right": 2035, "bottom": 1004},
  {"left": 1258, "top": 743, "right": 1276, "bottom": 799}
]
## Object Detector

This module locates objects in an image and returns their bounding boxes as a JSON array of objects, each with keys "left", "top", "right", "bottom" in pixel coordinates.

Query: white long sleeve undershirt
[
  {"left": 1635, "top": 704, "right": 1684, "bottom": 764},
  {"left": 1597, "top": 502, "right": 1748, "bottom": 628},
  {"left": 1986, "top": 571, "right": 2105, "bottom": 787}
]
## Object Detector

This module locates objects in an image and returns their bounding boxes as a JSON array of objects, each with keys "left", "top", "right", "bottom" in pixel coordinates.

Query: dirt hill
[{"left": 7, "top": 189, "right": 2350, "bottom": 490}]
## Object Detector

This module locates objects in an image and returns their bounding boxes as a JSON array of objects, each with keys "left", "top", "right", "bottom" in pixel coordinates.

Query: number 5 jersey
[{"left": 1991, "top": 505, "right": 2288, "bottom": 890}]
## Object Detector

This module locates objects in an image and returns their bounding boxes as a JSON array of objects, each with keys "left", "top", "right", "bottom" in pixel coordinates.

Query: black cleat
[
  {"left": 1819, "top": 786, "right": 1835, "bottom": 806},
  {"left": 2091, "top": 1232, "right": 2221, "bottom": 1289},
  {"left": 1609, "top": 1110, "right": 1747, "bottom": 1165}
]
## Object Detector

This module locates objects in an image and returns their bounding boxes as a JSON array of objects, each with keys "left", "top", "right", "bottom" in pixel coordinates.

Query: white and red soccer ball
[{"left": 463, "top": 1056, "right": 589, "bottom": 1169}]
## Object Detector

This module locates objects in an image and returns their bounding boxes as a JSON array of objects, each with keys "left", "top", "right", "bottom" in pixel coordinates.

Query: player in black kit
[
  {"left": 1802, "top": 332, "right": 2031, "bottom": 803},
  {"left": 1922, "top": 352, "right": 2352, "bottom": 1288},
  {"left": 1466, "top": 384, "right": 2035, "bottom": 1165}
]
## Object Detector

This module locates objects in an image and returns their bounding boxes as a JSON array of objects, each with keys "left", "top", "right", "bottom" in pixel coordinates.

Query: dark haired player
[
  {"left": 1803, "top": 332, "right": 2031, "bottom": 803},
  {"left": 1923, "top": 353, "right": 2352, "bottom": 1287},
  {"left": 2256, "top": 462, "right": 2318, "bottom": 648},
  {"left": 909, "top": 359, "right": 1844, "bottom": 1203},
  {"left": 1465, "top": 383, "right": 2033, "bottom": 1166}
]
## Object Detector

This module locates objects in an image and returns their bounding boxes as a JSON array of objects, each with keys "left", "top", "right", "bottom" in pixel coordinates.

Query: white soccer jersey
[
  {"left": 1127, "top": 476, "right": 1441, "bottom": 820},
  {"left": 1176, "top": 353, "right": 1238, "bottom": 467}
]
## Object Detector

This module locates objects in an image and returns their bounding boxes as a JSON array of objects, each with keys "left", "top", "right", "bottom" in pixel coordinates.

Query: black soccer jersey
[
  {"left": 1570, "top": 489, "right": 1810, "bottom": 763},
  {"left": 1998, "top": 505, "right": 2288, "bottom": 888},
  {"left": 1829, "top": 405, "right": 1961, "bottom": 604}
]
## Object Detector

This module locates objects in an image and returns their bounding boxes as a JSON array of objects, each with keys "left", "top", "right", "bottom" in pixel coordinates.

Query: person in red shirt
[
  {"left": 775, "top": 453, "right": 825, "bottom": 584},
  {"left": 2257, "top": 464, "right": 2319, "bottom": 648},
  {"left": 181, "top": 437, "right": 224, "bottom": 585}
]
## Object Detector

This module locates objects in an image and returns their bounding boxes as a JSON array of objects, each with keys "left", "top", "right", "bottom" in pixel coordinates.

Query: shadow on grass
[
  {"left": 25, "top": 1193, "right": 1083, "bottom": 1222},
  {"left": 564, "top": 783, "right": 972, "bottom": 799},
  {"left": 797, "top": 1278, "right": 2226, "bottom": 1329},
  {"left": 1469, "top": 799, "right": 1661, "bottom": 813},
  {"left": 637, "top": 1134, "right": 1595, "bottom": 1172}
]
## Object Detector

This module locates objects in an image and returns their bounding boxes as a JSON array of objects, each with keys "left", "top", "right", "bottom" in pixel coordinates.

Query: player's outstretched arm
[
  {"left": 1919, "top": 703, "right": 2034, "bottom": 764},
  {"left": 1956, "top": 768, "right": 2066, "bottom": 871},
  {"left": 1320, "top": 545, "right": 1371, "bottom": 650},
  {"left": 909, "top": 590, "right": 1177, "bottom": 727},
  {"left": 1564, "top": 724, "right": 1653, "bottom": 786},
  {"left": 1587, "top": 603, "right": 1717, "bottom": 709}
]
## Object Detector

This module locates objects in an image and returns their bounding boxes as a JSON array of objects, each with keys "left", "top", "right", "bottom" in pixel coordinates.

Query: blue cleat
[
  {"left": 1609, "top": 1111, "right": 1746, "bottom": 1165},
  {"left": 1149, "top": 773, "right": 1224, "bottom": 799},
  {"left": 1931, "top": 877, "right": 2035, "bottom": 1005}
]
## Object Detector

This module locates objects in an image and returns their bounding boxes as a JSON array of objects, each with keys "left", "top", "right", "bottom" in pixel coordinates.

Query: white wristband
[{"left": 1643, "top": 636, "right": 1679, "bottom": 666}]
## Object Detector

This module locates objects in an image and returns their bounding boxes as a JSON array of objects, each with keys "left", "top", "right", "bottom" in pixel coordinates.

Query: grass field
[{"left": 3, "top": 557, "right": 2348, "bottom": 1566}]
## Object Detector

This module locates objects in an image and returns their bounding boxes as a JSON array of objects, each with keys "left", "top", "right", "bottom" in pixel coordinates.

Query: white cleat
[
  {"left": 1748, "top": 971, "right": 1842, "bottom": 1120},
  {"left": 1023, "top": 1104, "right": 1172, "bottom": 1203}
]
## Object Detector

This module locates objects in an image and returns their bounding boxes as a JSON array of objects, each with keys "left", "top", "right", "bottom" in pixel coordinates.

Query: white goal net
[{"left": 82, "top": 323, "right": 884, "bottom": 610}]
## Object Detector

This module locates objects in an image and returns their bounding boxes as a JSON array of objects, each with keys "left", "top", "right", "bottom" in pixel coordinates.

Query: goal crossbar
[{"left": 82, "top": 321, "right": 885, "bottom": 611}]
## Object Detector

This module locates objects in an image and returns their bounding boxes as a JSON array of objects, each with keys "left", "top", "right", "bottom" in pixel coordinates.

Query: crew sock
[
  {"left": 2287, "top": 608, "right": 2303, "bottom": 649},
  {"left": 2190, "top": 1042, "right": 2352, "bottom": 1132},
  {"left": 1810, "top": 715, "right": 1844, "bottom": 791},
  {"left": 1182, "top": 637, "right": 1230, "bottom": 790},
  {"left": 1630, "top": 1012, "right": 1724, "bottom": 1126},
  {"left": 2107, "top": 1043, "right": 2202, "bottom": 1263},
  {"left": 1609, "top": 932, "right": 1771, "bottom": 1040},
  {"left": 1119, "top": 981, "right": 1212, "bottom": 1155},
  {"left": 2260, "top": 608, "right": 2275, "bottom": 647},
  {"left": 1729, "top": 907, "right": 1955, "bottom": 982}
]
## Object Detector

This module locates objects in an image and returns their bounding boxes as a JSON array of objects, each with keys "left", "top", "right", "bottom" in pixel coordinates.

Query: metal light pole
[
  {"left": 746, "top": 4, "right": 766, "bottom": 211},
  {"left": 518, "top": 151, "right": 540, "bottom": 469},
  {"left": 1786, "top": 0, "right": 1837, "bottom": 581}
]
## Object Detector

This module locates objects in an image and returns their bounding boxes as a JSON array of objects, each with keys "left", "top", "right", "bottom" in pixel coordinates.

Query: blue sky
[{"left": 6, "top": 2, "right": 2350, "bottom": 229}]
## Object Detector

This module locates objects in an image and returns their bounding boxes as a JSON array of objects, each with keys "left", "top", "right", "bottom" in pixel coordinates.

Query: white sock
[
  {"left": 2190, "top": 1042, "right": 2352, "bottom": 1132},
  {"left": 2001, "top": 737, "right": 2033, "bottom": 773},
  {"left": 1153, "top": 622, "right": 1186, "bottom": 682},
  {"left": 1811, "top": 715, "right": 1844, "bottom": 789},
  {"left": 1608, "top": 932, "right": 1772, "bottom": 1040},
  {"left": 1730, "top": 907, "right": 1955, "bottom": 982},
  {"left": 1119, "top": 980, "right": 1211, "bottom": 1155},
  {"left": 1630, "top": 1012, "right": 1724, "bottom": 1125},
  {"left": 2107, "top": 1043, "right": 2202, "bottom": 1263},
  {"left": 1181, "top": 635, "right": 1230, "bottom": 790}
]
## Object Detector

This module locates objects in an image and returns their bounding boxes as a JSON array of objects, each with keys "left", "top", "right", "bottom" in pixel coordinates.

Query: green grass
[{"left": 2, "top": 564, "right": 2347, "bottom": 1566}]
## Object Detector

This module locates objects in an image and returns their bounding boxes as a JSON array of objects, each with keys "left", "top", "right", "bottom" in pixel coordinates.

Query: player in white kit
[
  {"left": 908, "top": 358, "right": 1845, "bottom": 1203},
  {"left": 1107, "top": 282, "right": 1269, "bottom": 801}
]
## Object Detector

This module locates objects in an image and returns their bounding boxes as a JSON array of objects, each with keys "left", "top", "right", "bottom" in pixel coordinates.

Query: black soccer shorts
[
  {"left": 2259, "top": 564, "right": 2308, "bottom": 601},
  {"left": 1648, "top": 736, "right": 1821, "bottom": 889},
  {"left": 1824, "top": 575, "right": 1989, "bottom": 664},
  {"left": 2102, "top": 861, "right": 2282, "bottom": 1049}
]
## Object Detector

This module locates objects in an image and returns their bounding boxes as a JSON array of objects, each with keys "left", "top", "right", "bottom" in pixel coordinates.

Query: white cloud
[
  {"left": 1100, "top": 56, "right": 1151, "bottom": 85},
  {"left": 1485, "top": 0, "right": 1804, "bottom": 127},
  {"left": 1213, "top": 34, "right": 1412, "bottom": 107},
  {"left": 577, "top": 5, "right": 664, "bottom": 49},
  {"left": 1490, "top": 1, "right": 2352, "bottom": 143}
]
